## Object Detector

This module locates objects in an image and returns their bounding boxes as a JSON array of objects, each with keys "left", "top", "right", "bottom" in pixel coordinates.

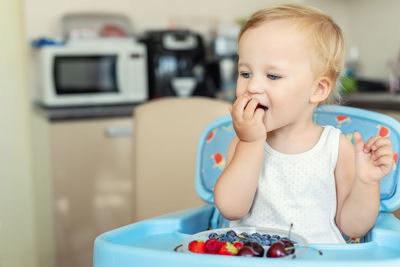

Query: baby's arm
[
  {"left": 335, "top": 132, "right": 394, "bottom": 238},
  {"left": 214, "top": 95, "right": 266, "bottom": 220}
]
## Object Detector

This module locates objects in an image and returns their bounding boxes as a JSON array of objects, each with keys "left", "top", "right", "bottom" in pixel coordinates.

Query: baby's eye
[
  {"left": 240, "top": 72, "right": 252, "bottom": 79},
  {"left": 267, "top": 74, "right": 281, "bottom": 80}
]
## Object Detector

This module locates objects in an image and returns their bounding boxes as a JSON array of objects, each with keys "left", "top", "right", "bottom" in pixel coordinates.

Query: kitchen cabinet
[{"left": 32, "top": 112, "right": 135, "bottom": 267}]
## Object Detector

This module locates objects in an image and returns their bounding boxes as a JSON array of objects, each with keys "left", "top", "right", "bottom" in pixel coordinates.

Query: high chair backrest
[{"left": 195, "top": 105, "right": 400, "bottom": 212}]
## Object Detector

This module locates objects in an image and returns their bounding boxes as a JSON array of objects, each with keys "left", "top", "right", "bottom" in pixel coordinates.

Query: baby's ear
[{"left": 310, "top": 77, "right": 331, "bottom": 104}]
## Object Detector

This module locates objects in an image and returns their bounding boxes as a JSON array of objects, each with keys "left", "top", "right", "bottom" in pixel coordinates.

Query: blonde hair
[{"left": 238, "top": 4, "right": 346, "bottom": 105}]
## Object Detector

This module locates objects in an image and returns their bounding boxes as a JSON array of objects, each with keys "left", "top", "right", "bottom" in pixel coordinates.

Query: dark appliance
[{"left": 141, "top": 30, "right": 215, "bottom": 98}]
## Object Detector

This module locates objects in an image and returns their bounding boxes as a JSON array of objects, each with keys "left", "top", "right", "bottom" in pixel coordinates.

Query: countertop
[
  {"left": 33, "top": 92, "right": 400, "bottom": 121},
  {"left": 342, "top": 92, "right": 400, "bottom": 110},
  {"left": 33, "top": 102, "right": 138, "bottom": 121}
]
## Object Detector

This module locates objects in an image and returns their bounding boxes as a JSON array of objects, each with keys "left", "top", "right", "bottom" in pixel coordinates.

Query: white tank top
[{"left": 230, "top": 126, "right": 346, "bottom": 244}]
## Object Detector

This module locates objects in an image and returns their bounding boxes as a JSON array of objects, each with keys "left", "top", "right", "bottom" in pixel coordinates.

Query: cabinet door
[{"left": 50, "top": 118, "right": 134, "bottom": 267}]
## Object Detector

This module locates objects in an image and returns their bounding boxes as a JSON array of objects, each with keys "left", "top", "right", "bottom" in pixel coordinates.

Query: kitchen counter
[
  {"left": 33, "top": 102, "right": 138, "bottom": 121},
  {"left": 32, "top": 92, "right": 400, "bottom": 121},
  {"left": 343, "top": 92, "right": 400, "bottom": 110}
]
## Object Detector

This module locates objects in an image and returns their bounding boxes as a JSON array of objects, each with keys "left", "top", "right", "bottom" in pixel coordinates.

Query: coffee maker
[
  {"left": 141, "top": 30, "right": 216, "bottom": 99},
  {"left": 211, "top": 24, "right": 239, "bottom": 102}
]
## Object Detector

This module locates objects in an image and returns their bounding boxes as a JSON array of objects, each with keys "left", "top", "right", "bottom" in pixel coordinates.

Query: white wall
[
  {"left": 0, "top": 0, "right": 37, "bottom": 267},
  {"left": 23, "top": 0, "right": 400, "bottom": 81},
  {"left": 345, "top": 0, "right": 400, "bottom": 80},
  {"left": 24, "top": 0, "right": 301, "bottom": 40}
]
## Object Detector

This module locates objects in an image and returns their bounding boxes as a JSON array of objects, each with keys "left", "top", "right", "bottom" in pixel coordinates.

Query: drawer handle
[{"left": 105, "top": 126, "right": 133, "bottom": 137}]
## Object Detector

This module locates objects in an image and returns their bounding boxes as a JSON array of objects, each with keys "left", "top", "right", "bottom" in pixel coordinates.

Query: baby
[{"left": 214, "top": 4, "right": 394, "bottom": 244}]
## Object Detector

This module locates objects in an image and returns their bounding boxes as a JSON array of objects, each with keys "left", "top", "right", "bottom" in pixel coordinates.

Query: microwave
[{"left": 35, "top": 39, "right": 148, "bottom": 107}]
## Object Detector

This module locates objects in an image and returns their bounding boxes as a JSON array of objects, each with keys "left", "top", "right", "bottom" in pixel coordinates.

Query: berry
[
  {"left": 226, "top": 230, "right": 237, "bottom": 242},
  {"left": 205, "top": 238, "right": 222, "bottom": 254},
  {"left": 237, "top": 246, "right": 256, "bottom": 257},
  {"left": 281, "top": 238, "right": 295, "bottom": 255},
  {"left": 260, "top": 239, "right": 271, "bottom": 246},
  {"left": 262, "top": 234, "right": 271, "bottom": 240},
  {"left": 233, "top": 242, "right": 243, "bottom": 250},
  {"left": 243, "top": 241, "right": 264, "bottom": 257},
  {"left": 272, "top": 234, "right": 281, "bottom": 240},
  {"left": 188, "top": 240, "right": 206, "bottom": 254},
  {"left": 218, "top": 242, "right": 238, "bottom": 256},
  {"left": 266, "top": 241, "right": 288, "bottom": 258},
  {"left": 208, "top": 232, "right": 218, "bottom": 239},
  {"left": 239, "top": 232, "right": 250, "bottom": 238},
  {"left": 217, "top": 233, "right": 228, "bottom": 242}
]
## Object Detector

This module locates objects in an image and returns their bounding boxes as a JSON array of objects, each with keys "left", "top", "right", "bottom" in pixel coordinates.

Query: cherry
[
  {"left": 243, "top": 241, "right": 264, "bottom": 257},
  {"left": 237, "top": 246, "right": 256, "bottom": 257},
  {"left": 266, "top": 241, "right": 289, "bottom": 258},
  {"left": 281, "top": 238, "right": 295, "bottom": 255}
]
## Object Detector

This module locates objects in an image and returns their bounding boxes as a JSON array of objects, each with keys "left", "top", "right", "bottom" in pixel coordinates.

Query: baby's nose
[{"left": 247, "top": 81, "right": 265, "bottom": 95}]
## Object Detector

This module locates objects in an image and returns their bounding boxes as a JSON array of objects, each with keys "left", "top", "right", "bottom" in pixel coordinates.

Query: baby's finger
[
  {"left": 372, "top": 146, "right": 394, "bottom": 160},
  {"left": 253, "top": 107, "right": 265, "bottom": 122},
  {"left": 353, "top": 132, "right": 365, "bottom": 153},
  {"left": 374, "top": 155, "right": 394, "bottom": 172},
  {"left": 364, "top": 135, "right": 381, "bottom": 153},
  {"left": 370, "top": 137, "right": 392, "bottom": 151},
  {"left": 231, "top": 95, "right": 249, "bottom": 121},
  {"left": 243, "top": 98, "right": 259, "bottom": 120}
]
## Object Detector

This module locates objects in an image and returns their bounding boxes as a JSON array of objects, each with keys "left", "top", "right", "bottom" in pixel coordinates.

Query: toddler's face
[{"left": 236, "top": 19, "right": 318, "bottom": 132}]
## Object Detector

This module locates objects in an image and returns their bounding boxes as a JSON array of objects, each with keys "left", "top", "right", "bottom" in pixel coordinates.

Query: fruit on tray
[
  {"left": 188, "top": 240, "right": 206, "bottom": 254},
  {"left": 218, "top": 242, "right": 238, "bottom": 256},
  {"left": 266, "top": 240, "right": 288, "bottom": 258},
  {"left": 281, "top": 238, "right": 295, "bottom": 255},
  {"left": 187, "top": 229, "right": 297, "bottom": 257},
  {"left": 204, "top": 238, "right": 223, "bottom": 254},
  {"left": 266, "top": 238, "right": 297, "bottom": 258},
  {"left": 237, "top": 241, "right": 264, "bottom": 257}
]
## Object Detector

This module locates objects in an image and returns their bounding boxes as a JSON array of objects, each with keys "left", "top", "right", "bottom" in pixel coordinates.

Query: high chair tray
[{"left": 94, "top": 205, "right": 400, "bottom": 267}]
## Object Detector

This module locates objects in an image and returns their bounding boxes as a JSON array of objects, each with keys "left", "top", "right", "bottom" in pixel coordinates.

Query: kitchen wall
[
  {"left": 23, "top": 0, "right": 400, "bottom": 82},
  {"left": 23, "top": 0, "right": 301, "bottom": 38},
  {"left": 345, "top": 0, "right": 400, "bottom": 80},
  {"left": 0, "top": 0, "right": 37, "bottom": 267}
]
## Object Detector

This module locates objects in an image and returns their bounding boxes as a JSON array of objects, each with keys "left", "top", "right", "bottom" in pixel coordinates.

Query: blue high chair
[{"left": 94, "top": 105, "right": 400, "bottom": 267}]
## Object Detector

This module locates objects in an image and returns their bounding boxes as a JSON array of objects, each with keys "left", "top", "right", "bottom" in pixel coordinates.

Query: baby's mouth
[{"left": 256, "top": 104, "right": 269, "bottom": 111}]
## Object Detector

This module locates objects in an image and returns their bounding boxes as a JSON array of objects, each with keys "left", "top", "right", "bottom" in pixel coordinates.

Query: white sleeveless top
[{"left": 230, "top": 126, "right": 346, "bottom": 244}]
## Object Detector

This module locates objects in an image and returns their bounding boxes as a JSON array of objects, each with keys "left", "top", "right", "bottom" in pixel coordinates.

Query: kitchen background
[{"left": 1, "top": 0, "right": 400, "bottom": 267}]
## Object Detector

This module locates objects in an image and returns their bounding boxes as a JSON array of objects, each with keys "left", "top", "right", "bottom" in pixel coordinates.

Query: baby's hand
[
  {"left": 353, "top": 132, "right": 394, "bottom": 184},
  {"left": 230, "top": 95, "right": 266, "bottom": 143}
]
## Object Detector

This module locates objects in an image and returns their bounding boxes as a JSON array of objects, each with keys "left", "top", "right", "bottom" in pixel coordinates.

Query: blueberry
[
  {"left": 272, "top": 234, "right": 281, "bottom": 240},
  {"left": 226, "top": 230, "right": 237, "bottom": 238},
  {"left": 252, "top": 236, "right": 262, "bottom": 244},
  {"left": 270, "top": 237, "right": 278, "bottom": 243},
  {"left": 262, "top": 234, "right": 271, "bottom": 240},
  {"left": 261, "top": 239, "right": 271, "bottom": 246},
  {"left": 251, "top": 232, "right": 262, "bottom": 239},
  {"left": 218, "top": 233, "right": 228, "bottom": 242},
  {"left": 240, "top": 232, "right": 250, "bottom": 238},
  {"left": 208, "top": 232, "right": 218, "bottom": 239}
]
